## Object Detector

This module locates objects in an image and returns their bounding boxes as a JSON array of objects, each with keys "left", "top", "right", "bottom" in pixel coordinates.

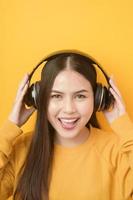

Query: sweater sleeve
[
  {"left": 0, "top": 120, "right": 23, "bottom": 199},
  {"left": 109, "top": 113, "right": 133, "bottom": 198},
  {"left": 110, "top": 113, "right": 133, "bottom": 161}
]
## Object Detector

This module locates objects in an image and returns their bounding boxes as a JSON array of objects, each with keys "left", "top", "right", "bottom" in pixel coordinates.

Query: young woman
[{"left": 0, "top": 52, "right": 133, "bottom": 200}]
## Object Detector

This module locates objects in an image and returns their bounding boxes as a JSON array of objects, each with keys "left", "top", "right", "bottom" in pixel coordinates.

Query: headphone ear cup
[
  {"left": 94, "top": 83, "right": 103, "bottom": 111},
  {"left": 24, "top": 81, "right": 40, "bottom": 109},
  {"left": 95, "top": 83, "right": 115, "bottom": 112},
  {"left": 103, "top": 86, "right": 115, "bottom": 111}
]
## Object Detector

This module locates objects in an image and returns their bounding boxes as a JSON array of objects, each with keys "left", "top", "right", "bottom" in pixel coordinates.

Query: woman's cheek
[
  {"left": 78, "top": 101, "right": 94, "bottom": 117},
  {"left": 48, "top": 101, "right": 61, "bottom": 113}
]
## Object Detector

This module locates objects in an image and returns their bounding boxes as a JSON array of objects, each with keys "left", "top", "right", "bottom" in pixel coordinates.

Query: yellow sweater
[{"left": 0, "top": 114, "right": 133, "bottom": 200}]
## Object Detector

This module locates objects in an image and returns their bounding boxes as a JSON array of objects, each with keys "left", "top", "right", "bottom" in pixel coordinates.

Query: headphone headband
[
  {"left": 28, "top": 50, "right": 110, "bottom": 86},
  {"left": 24, "top": 49, "right": 115, "bottom": 111}
]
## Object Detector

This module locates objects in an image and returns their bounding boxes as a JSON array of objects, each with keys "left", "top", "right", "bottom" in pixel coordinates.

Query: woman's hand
[
  {"left": 8, "top": 73, "right": 36, "bottom": 127},
  {"left": 103, "top": 76, "right": 126, "bottom": 124}
]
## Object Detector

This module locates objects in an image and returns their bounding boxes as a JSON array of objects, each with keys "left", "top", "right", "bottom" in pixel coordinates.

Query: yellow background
[{"left": 1, "top": 0, "right": 133, "bottom": 132}]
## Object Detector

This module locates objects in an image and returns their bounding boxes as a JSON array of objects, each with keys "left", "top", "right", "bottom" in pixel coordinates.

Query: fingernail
[
  {"left": 25, "top": 74, "right": 29, "bottom": 80},
  {"left": 110, "top": 74, "right": 114, "bottom": 79}
]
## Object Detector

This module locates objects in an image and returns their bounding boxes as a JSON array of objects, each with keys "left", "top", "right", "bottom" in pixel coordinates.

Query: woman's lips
[{"left": 58, "top": 118, "right": 80, "bottom": 130}]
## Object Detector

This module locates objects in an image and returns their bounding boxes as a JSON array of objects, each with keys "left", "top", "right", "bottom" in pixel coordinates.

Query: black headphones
[{"left": 24, "top": 49, "right": 115, "bottom": 112}]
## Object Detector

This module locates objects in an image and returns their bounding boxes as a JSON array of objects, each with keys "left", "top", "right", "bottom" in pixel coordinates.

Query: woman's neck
[{"left": 54, "top": 127, "right": 90, "bottom": 148}]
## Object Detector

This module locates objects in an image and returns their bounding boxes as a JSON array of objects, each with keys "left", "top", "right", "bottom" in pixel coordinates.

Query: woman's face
[{"left": 47, "top": 69, "right": 94, "bottom": 144}]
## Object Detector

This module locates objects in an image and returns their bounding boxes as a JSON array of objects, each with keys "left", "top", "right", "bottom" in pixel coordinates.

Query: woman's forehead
[{"left": 51, "top": 70, "right": 92, "bottom": 91}]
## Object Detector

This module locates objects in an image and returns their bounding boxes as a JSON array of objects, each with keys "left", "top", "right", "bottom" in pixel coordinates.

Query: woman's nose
[{"left": 63, "top": 98, "right": 76, "bottom": 114}]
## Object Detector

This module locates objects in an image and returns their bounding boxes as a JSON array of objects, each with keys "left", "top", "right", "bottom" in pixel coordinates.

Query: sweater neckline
[{"left": 54, "top": 125, "right": 96, "bottom": 154}]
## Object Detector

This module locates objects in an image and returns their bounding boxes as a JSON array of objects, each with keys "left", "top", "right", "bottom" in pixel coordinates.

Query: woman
[{"left": 0, "top": 52, "right": 133, "bottom": 200}]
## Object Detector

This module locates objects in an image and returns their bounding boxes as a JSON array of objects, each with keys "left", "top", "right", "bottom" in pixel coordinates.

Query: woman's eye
[
  {"left": 76, "top": 94, "right": 86, "bottom": 99},
  {"left": 51, "top": 94, "right": 62, "bottom": 99}
]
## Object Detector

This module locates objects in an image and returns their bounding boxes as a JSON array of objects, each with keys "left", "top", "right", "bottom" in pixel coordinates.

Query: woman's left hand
[{"left": 103, "top": 76, "right": 126, "bottom": 124}]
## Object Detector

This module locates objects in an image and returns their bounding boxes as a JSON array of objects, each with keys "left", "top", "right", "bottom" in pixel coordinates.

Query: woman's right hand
[{"left": 8, "top": 73, "right": 36, "bottom": 127}]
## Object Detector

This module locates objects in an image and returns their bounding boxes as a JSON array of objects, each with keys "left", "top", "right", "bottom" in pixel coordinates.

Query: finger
[
  {"left": 109, "top": 78, "right": 122, "bottom": 98},
  {"left": 109, "top": 87, "right": 125, "bottom": 107},
  {"left": 15, "top": 74, "right": 29, "bottom": 100},
  {"left": 18, "top": 82, "right": 29, "bottom": 101},
  {"left": 15, "top": 81, "right": 29, "bottom": 103},
  {"left": 18, "top": 73, "right": 29, "bottom": 92}
]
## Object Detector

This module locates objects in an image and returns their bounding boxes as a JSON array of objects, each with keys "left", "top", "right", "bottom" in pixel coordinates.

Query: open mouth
[{"left": 58, "top": 118, "right": 80, "bottom": 130}]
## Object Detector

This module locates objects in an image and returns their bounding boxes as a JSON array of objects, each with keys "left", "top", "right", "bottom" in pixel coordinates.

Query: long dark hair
[{"left": 14, "top": 53, "right": 100, "bottom": 200}]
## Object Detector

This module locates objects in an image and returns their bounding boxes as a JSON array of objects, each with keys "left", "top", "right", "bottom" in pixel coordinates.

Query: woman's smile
[{"left": 58, "top": 117, "right": 81, "bottom": 130}]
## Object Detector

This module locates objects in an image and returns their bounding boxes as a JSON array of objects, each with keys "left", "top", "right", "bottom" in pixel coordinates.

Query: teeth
[
  {"left": 60, "top": 119, "right": 78, "bottom": 123},
  {"left": 59, "top": 118, "right": 79, "bottom": 129}
]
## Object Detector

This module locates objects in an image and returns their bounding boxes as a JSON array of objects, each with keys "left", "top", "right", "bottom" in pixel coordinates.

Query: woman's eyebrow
[{"left": 51, "top": 89, "right": 90, "bottom": 94}]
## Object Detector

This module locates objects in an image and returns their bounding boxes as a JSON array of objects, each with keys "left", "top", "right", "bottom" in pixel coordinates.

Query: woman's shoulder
[
  {"left": 13, "top": 130, "right": 33, "bottom": 152},
  {"left": 93, "top": 127, "right": 117, "bottom": 138},
  {"left": 91, "top": 126, "right": 119, "bottom": 153},
  {"left": 92, "top": 113, "right": 133, "bottom": 149},
  {"left": 12, "top": 131, "right": 34, "bottom": 169}
]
